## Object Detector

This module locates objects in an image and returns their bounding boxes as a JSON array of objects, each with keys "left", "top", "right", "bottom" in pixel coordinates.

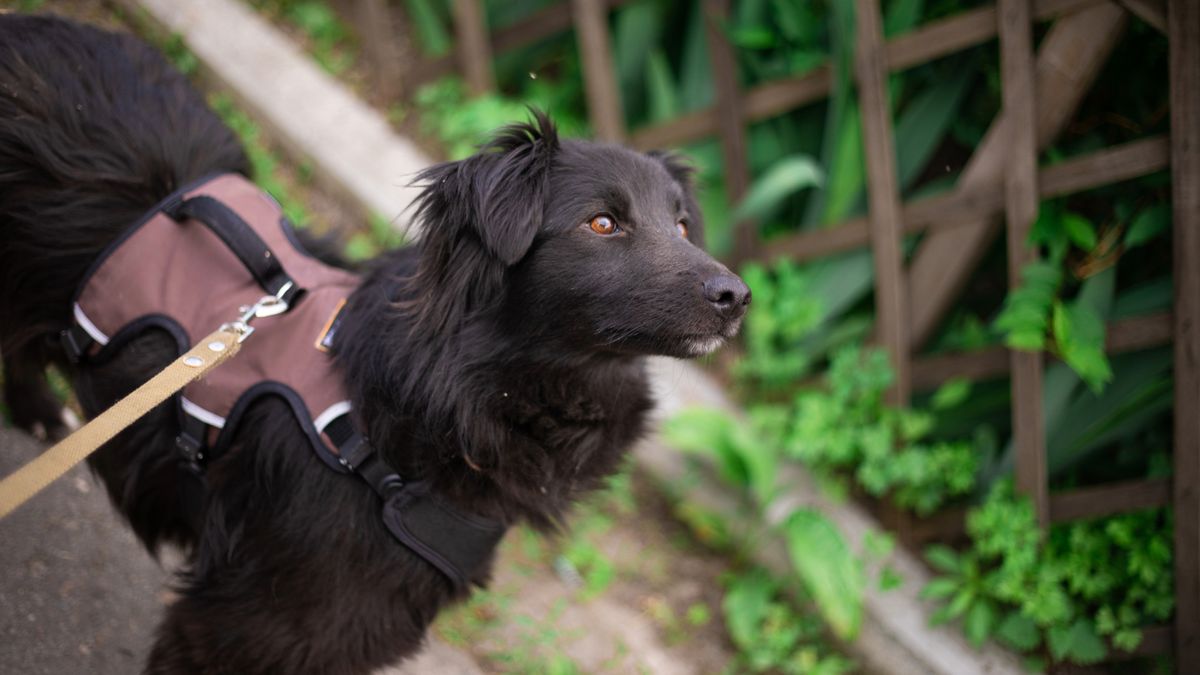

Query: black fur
[{"left": 0, "top": 15, "right": 749, "bottom": 674}]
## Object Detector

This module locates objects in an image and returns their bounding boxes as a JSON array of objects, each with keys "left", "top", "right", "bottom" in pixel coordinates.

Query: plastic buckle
[
  {"left": 60, "top": 328, "right": 85, "bottom": 365},
  {"left": 175, "top": 431, "right": 206, "bottom": 474}
]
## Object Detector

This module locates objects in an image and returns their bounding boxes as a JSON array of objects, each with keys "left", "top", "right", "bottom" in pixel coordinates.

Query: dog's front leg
[{"left": 144, "top": 414, "right": 459, "bottom": 675}]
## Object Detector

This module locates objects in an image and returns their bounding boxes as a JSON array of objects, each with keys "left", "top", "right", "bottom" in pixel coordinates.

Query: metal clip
[{"left": 220, "top": 282, "right": 293, "bottom": 342}]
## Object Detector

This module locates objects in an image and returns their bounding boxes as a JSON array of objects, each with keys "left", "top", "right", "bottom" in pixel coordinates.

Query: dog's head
[{"left": 410, "top": 111, "right": 749, "bottom": 359}]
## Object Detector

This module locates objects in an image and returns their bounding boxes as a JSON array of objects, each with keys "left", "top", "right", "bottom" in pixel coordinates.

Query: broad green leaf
[
  {"left": 722, "top": 570, "right": 776, "bottom": 648},
  {"left": 924, "top": 545, "right": 961, "bottom": 574},
  {"left": 931, "top": 378, "right": 972, "bottom": 411},
  {"left": 645, "top": 50, "right": 679, "bottom": 123},
  {"left": 404, "top": 0, "right": 450, "bottom": 57},
  {"left": 1111, "top": 277, "right": 1172, "bottom": 319},
  {"left": 964, "top": 601, "right": 996, "bottom": 649},
  {"left": 1048, "top": 619, "right": 1106, "bottom": 665},
  {"left": 661, "top": 408, "right": 777, "bottom": 503},
  {"left": 678, "top": 6, "right": 714, "bottom": 111},
  {"left": 614, "top": 2, "right": 662, "bottom": 119},
  {"left": 884, "top": 0, "right": 924, "bottom": 36},
  {"left": 879, "top": 565, "right": 904, "bottom": 591},
  {"left": 946, "top": 588, "right": 975, "bottom": 620},
  {"left": 1052, "top": 301, "right": 1113, "bottom": 393},
  {"left": 802, "top": 0, "right": 858, "bottom": 227},
  {"left": 1053, "top": 266, "right": 1115, "bottom": 392},
  {"left": 783, "top": 509, "right": 864, "bottom": 640},
  {"left": 1062, "top": 212, "right": 1098, "bottom": 251},
  {"left": 920, "top": 578, "right": 959, "bottom": 600},
  {"left": 894, "top": 64, "right": 973, "bottom": 190},
  {"left": 996, "top": 611, "right": 1041, "bottom": 652},
  {"left": 734, "top": 156, "right": 824, "bottom": 223},
  {"left": 1125, "top": 203, "right": 1170, "bottom": 249}
]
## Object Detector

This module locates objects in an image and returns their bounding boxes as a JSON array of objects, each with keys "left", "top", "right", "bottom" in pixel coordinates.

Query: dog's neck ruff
[{"left": 62, "top": 173, "right": 504, "bottom": 589}]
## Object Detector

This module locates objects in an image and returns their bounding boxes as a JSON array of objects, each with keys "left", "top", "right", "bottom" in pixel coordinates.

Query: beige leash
[
  {"left": 0, "top": 328, "right": 241, "bottom": 519},
  {"left": 0, "top": 290, "right": 290, "bottom": 519}
]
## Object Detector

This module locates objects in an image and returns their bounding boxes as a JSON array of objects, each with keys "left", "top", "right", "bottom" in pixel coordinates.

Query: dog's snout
[{"left": 702, "top": 274, "right": 751, "bottom": 317}]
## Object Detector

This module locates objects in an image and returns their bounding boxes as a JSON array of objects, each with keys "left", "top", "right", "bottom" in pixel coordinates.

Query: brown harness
[{"left": 62, "top": 173, "right": 504, "bottom": 588}]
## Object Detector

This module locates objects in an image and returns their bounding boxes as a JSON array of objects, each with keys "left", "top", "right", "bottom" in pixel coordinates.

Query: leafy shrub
[
  {"left": 722, "top": 569, "right": 854, "bottom": 675},
  {"left": 922, "top": 482, "right": 1174, "bottom": 667}
]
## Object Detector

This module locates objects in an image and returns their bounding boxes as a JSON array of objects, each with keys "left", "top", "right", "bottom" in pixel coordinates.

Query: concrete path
[{"left": 113, "top": 0, "right": 434, "bottom": 233}]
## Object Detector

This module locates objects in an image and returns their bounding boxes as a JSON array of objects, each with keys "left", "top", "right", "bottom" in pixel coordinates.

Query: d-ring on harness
[{"left": 56, "top": 173, "right": 505, "bottom": 589}]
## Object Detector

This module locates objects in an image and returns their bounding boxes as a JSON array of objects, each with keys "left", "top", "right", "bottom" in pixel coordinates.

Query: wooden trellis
[{"left": 365, "top": 0, "right": 1193, "bottom": 668}]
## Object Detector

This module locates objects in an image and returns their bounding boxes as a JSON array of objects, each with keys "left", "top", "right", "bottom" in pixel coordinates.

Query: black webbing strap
[
  {"left": 60, "top": 321, "right": 94, "bottom": 364},
  {"left": 163, "top": 195, "right": 302, "bottom": 305},
  {"left": 324, "top": 413, "right": 505, "bottom": 589},
  {"left": 380, "top": 481, "right": 506, "bottom": 589}
]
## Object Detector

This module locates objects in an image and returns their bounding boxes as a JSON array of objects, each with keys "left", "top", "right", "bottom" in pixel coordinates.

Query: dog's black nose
[{"left": 702, "top": 274, "right": 751, "bottom": 317}]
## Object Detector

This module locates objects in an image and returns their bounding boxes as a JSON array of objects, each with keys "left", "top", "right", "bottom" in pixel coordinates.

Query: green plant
[
  {"left": 250, "top": 0, "right": 355, "bottom": 75},
  {"left": 413, "top": 78, "right": 588, "bottom": 159},
  {"left": 922, "top": 482, "right": 1174, "bottom": 666},
  {"left": 774, "top": 346, "right": 979, "bottom": 515},
  {"left": 721, "top": 569, "right": 854, "bottom": 675}
]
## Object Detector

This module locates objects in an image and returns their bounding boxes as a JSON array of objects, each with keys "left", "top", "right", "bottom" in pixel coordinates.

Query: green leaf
[
  {"left": 1125, "top": 203, "right": 1169, "bottom": 249},
  {"left": 645, "top": 50, "right": 679, "bottom": 123},
  {"left": 1048, "top": 619, "right": 1106, "bottom": 665},
  {"left": 1052, "top": 301, "right": 1113, "bottom": 393},
  {"left": 662, "top": 408, "right": 777, "bottom": 504},
  {"left": 1062, "top": 212, "right": 1098, "bottom": 251},
  {"left": 920, "top": 578, "right": 959, "bottom": 601},
  {"left": 894, "top": 64, "right": 973, "bottom": 190},
  {"left": 783, "top": 509, "right": 864, "bottom": 640},
  {"left": 1052, "top": 266, "right": 1116, "bottom": 392},
  {"left": 993, "top": 260, "right": 1063, "bottom": 352},
  {"left": 734, "top": 155, "right": 824, "bottom": 224},
  {"left": 879, "top": 565, "right": 904, "bottom": 591},
  {"left": 964, "top": 601, "right": 996, "bottom": 649},
  {"left": 404, "top": 0, "right": 450, "bottom": 57},
  {"left": 996, "top": 611, "right": 1041, "bottom": 652},
  {"left": 931, "top": 378, "right": 972, "bottom": 411},
  {"left": 883, "top": 0, "right": 924, "bottom": 36},
  {"left": 924, "top": 545, "right": 961, "bottom": 574}
]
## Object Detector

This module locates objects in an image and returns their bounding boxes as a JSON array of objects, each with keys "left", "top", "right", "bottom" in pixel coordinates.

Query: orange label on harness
[{"left": 315, "top": 298, "right": 347, "bottom": 352}]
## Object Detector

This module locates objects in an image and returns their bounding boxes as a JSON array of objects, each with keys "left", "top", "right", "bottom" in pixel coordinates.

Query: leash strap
[{"left": 0, "top": 328, "right": 243, "bottom": 518}]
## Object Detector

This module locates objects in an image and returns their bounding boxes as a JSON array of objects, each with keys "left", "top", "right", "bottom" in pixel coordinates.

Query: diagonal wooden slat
[
  {"left": 909, "top": 313, "right": 1173, "bottom": 390},
  {"left": 905, "top": 3, "right": 1127, "bottom": 351},
  {"left": 629, "top": 0, "right": 1103, "bottom": 150},
  {"left": 757, "top": 135, "right": 1168, "bottom": 264}
]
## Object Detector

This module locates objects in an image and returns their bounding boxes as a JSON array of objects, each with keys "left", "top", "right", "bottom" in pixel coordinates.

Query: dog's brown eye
[
  {"left": 677, "top": 221, "right": 688, "bottom": 239},
  {"left": 588, "top": 215, "right": 618, "bottom": 235}
]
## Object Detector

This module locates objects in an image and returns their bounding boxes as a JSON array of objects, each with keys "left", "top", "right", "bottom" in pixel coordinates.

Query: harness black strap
[
  {"left": 323, "top": 413, "right": 505, "bottom": 589},
  {"left": 381, "top": 481, "right": 507, "bottom": 589},
  {"left": 163, "top": 195, "right": 302, "bottom": 305},
  {"left": 60, "top": 321, "right": 94, "bottom": 364}
]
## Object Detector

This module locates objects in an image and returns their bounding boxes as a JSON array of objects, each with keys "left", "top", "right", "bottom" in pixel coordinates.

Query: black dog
[{"left": 0, "top": 14, "right": 749, "bottom": 674}]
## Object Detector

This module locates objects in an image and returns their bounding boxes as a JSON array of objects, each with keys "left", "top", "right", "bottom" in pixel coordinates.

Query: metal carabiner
[{"left": 222, "top": 282, "right": 294, "bottom": 342}]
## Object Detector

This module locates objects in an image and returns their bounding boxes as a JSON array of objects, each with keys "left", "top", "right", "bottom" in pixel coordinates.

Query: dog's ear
[
  {"left": 647, "top": 150, "right": 706, "bottom": 248},
  {"left": 418, "top": 111, "right": 559, "bottom": 265}
]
